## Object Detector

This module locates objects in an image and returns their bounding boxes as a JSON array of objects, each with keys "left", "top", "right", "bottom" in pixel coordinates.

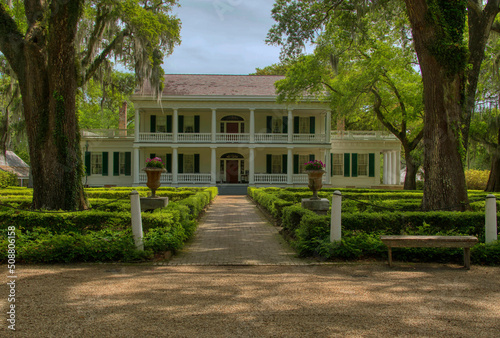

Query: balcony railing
[
  {"left": 216, "top": 133, "right": 250, "bottom": 142},
  {"left": 254, "top": 174, "right": 287, "bottom": 184},
  {"left": 293, "top": 134, "right": 326, "bottom": 143},
  {"left": 139, "top": 173, "right": 172, "bottom": 183},
  {"left": 178, "top": 173, "right": 211, "bottom": 183},
  {"left": 81, "top": 129, "right": 134, "bottom": 139},
  {"left": 139, "top": 132, "right": 173, "bottom": 142},
  {"left": 254, "top": 133, "right": 288, "bottom": 143},
  {"left": 293, "top": 174, "right": 327, "bottom": 184},
  {"left": 331, "top": 131, "right": 397, "bottom": 140}
]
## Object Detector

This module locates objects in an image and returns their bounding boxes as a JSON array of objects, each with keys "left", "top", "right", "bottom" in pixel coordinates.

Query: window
[
  {"left": 332, "top": 154, "right": 343, "bottom": 176},
  {"left": 91, "top": 153, "right": 102, "bottom": 175},
  {"left": 298, "top": 155, "right": 310, "bottom": 174},
  {"left": 299, "top": 117, "right": 310, "bottom": 133},
  {"left": 184, "top": 116, "right": 194, "bottom": 133},
  {"left": 272, "top": 117, "right": 282, "bottom": 133},
  {"left": 358, "top": 154, "right": 368, "bottom": 176},
  {"left": 272, "top": 155, "right": 282, "bottom": 173},
  {"left": 156, "top": 116, "right": 166, "bottom": 133},
  {"left": 184, "top": 154, "right": 195, "bottom": 173},
  {"left": 119, "top": 153, "right": 126, "bottom": 175}
]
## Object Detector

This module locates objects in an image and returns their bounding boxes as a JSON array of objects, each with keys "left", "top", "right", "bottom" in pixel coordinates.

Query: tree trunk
[
  {"left": 403, "top": 147, "right": 418, "bottom": 190},
  {"left": 14, "top": 1, "right": 87, "bottom": 210},
  {"left": 405, "top": 0, "right": 469, "bottom": 211},
  {"left": 485, "top": 155, "right": 500, "bottom": 192}
]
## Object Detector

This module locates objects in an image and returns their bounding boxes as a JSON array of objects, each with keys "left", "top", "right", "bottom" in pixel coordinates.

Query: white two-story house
[{"left": 81, "top": 75, "right": 401, "bottom": 188}]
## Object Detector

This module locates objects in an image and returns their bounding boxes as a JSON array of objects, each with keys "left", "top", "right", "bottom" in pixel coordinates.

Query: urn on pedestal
[{"left": 143, "top": 157, "right": 166, "bottom": 198}]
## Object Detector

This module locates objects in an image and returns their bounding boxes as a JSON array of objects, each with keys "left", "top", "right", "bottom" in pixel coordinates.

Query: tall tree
[
  {"left": 0, "top": 0, "right": 181, "bottom": 210},
  {"left": 267, "top": 1, "right": 424, "bottom": 189}
]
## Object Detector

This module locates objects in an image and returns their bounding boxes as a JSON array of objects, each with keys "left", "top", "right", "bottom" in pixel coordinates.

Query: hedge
[{"left": 0, "top": 171, "right": 17, "bottom": 188}]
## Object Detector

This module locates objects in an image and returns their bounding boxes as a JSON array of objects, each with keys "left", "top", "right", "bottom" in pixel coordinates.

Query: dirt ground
[{"left": 1, "top": 263, "right": 499, "bottom": 337}]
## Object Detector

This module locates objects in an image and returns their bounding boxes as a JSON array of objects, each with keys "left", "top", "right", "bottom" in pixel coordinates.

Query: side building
[{"left": 81, "top": 74, "right": 401, "bottom": 188}]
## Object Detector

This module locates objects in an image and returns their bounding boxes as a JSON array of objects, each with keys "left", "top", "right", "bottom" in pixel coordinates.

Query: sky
[{"left": 163, "top": 0, "right": 282, "bottom": 75}]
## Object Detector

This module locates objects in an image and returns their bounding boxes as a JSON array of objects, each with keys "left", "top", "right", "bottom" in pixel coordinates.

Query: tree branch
[
  {"left": 81, "top": 5, "right": 111, "bottom": 68},
  {"left": 371, "top": 87, "right": 402, "bottom": 141},
  {"left": 0, "top": 4, "right": 25, "bottom": 75},
  {"left": 81, "top": 28, "right": 129, "bottom": 86}
]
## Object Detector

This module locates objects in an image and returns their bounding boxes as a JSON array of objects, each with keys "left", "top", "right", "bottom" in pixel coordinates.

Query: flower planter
[
  {"left": 143, "top": 167, "right": 166, "bottom": 197},
  {"left": 305, "top": 170, "right": 325, "bottom": 200}
]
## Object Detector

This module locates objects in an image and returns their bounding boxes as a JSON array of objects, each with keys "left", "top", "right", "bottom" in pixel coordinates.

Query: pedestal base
[
  {"left": 301, "top": 198, "right": 330, "bottom": 215},
  {"left": 140, "top": 197, "right": 169, "bottom": 211}
]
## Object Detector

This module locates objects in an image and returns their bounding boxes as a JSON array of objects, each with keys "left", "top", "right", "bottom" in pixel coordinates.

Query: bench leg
[
  {"left": 387, "top": 247, "right": 392, "bottom": 267},
  {"left": 463, "top": 248, "right": 471, "bottom": 270}
]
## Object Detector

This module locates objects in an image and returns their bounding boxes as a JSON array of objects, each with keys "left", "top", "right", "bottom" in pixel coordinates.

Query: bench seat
[{"left": 380, "top": 235, "right": 478, "bottom": 269}]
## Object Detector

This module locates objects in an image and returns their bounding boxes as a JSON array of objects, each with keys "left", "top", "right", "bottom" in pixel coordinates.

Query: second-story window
[
  {"left": 184, "top": 116, "right": 194, "bottom": 133},
  {"left": 299, "top": 117, "right": 310, "bottom": 133},
  {"left": 157, "top": 116, "right": 166, "bottom": 133}
]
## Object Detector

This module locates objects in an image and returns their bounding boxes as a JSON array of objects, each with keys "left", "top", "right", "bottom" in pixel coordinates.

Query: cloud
[{"left": 163, "top": 0, "right": 281, "bottom": 74}]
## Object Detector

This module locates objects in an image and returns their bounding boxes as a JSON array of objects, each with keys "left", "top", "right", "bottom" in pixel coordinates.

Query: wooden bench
[{"left": 380, "top": 235, "right": 478, "bottom": 269}]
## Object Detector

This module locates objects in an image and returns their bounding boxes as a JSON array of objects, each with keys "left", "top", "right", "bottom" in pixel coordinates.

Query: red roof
[{"left": 138, "top": 74, "right": 285, "bottom": 97}]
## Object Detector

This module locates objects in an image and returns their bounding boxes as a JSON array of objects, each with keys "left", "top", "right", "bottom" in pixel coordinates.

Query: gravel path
[{"left": 2, "top": 264, "right": 499, "bottom": 337}]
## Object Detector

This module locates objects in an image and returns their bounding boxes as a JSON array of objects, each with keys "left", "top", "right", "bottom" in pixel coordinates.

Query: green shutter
[
  {"left": 282, "top": 116, "right": 288, "bottom": 134},
  {"left": 351, "top": 153, "right": 358, "bottom": 177},
  {"left": 85, "top": 151, "right": 91, "bottom": 176},
  {"left": 178, "top": 115, "right": 184, "bottom": 133},
  {"left": 178, "top": 154, "right": 184, "bottom": 173},
  {"left": 267, "top": 116, "right": 272, "bottom": 133},
  {"left": 166, "top": 154, "right": 172, "bottom": 173},
  {"left": 266, "top": 154, "right": 272, "bottom": 174},
  {"left": 369, "top": 153, "right": 375, "bottom": 177},
  {"left": 150, "top": 115, "right": 156, "bottom": 133},
  {"left": 194, "top": 115, "right": 200, "bottom": 133},
  {"left": 331, "top": 153, "right": 333, "bottom": 176},
  {"left": 166, "top": 115, "right": 172, "bottom": 133},
  {"left": 293, "top": 154, "right": 299, "bottom": 174},
  {"left": 344, "top": 153, "right": 350, "bottom": 177},
  {"left": 309, "top": 154, "right": 315, "bottom": 161},
  {"left": 125, "top": 152, "right": 131, "bottom": 176},
  {"left": 294, "top": 116, "right": 299, "bottom": 133},
  {"left": 102, "top": 152, "right": 108, "bottom": 176},
  {"left": 194, "top": 154, "right": 200, "bottom": 173},
  {"left": 310, "top": 116, "right": 315, "bottom": 134},
  {"left": 113, "top": 152, "right": 120, "bottom": 176},
  {"left": 282, "top": 154, "right": 287, "bottom": 174}
]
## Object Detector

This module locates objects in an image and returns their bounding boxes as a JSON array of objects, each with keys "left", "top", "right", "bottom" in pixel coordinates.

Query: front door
[
  {"left": 226, "top": 123, "right": 239, "bottom": 133},
  {"left": 226, "top": 160, "right": 239, "bottom": 183}
]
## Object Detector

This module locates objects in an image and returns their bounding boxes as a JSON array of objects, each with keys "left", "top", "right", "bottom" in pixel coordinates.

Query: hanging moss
[{"left": 426, "top": 0, "right": 469, "bottom": 76}]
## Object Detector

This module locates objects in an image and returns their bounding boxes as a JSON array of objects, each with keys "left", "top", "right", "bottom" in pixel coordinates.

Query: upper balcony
[
  {"left": 136, "top": 132, "right": 327, "bottom": 144},
  {"left": 331, "top": 131, "right": 397, "bottom": 140},
  {"left": 81, "top": 129, "right": 134, "bottom": 139}
]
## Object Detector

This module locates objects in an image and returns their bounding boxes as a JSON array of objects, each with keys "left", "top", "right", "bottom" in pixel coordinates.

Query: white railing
[
  {"left": 178, "top": 133, "right": 212, "bottom": 142},
  {"left": 139, "top": 173, "right": 172, "bottom": 184},
  {"left": 216, "top": 133, "right": 250, "bottom": 143},
  {"left": 293, "top": 134, "right": 326, "bottom": 143},
  {"left": 331, "top": 131, "right": 397, "bottom": 140},
  {"left": 82, "top": 129, "right": 134, "bottom": 139},
  {"left": 254, "top": 133, "right": 288, "bottom": 143},
  {"left": 138, "top": 132, "right": 173, "bottom": 142},
  {"left": 178, "top": 173, "right": 212, "bottom": 183},
  {"left": 254, "top": 174, "right": 287, "bottom": 184},
  {"left": 293, "top": 174, "right": 327, "bottom": 183}
]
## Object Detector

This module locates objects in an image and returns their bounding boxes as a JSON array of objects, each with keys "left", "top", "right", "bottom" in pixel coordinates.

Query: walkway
[{"left": 169, "top": 195, "right": 306, "bottom": 265}]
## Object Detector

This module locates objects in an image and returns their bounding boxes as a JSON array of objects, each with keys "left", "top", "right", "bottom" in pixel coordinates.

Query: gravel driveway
[{"left": 2, "top": 263, "right": 499, "bottom": 337}]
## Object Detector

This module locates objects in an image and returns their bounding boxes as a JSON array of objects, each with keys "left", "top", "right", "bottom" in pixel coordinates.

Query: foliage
[
  {"left": 0, "top": 170, "right": 16, "bottom": 187},
  {"left": 465, "top": 169, "right": 490, "bottom": 190},
  {"left": 304, "top": 160, "right": 325, "bottom": 171},
  {"left": 145, "top": 156, "right": 165, "bottom": 169}
]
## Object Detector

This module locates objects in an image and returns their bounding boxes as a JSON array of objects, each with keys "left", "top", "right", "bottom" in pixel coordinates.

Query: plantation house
[{"left": 81, "top": 75, "right": 401, "bottom": 188}]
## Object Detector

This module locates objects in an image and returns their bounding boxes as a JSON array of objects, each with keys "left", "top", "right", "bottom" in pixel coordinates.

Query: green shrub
[
  {"left": 0, "top": 171, "right": 18, "bottom": 188},
  {"left": 465, "top": 169, "right": 490, "bottom": 190}
]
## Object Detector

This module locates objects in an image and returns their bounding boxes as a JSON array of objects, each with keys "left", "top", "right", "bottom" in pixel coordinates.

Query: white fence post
[
  {"left": 130, "top": 190, "right": 144, "bottom": 251},
  {"left": 485, "top": 194, "right": 498, "bottom": 244},
  {"left": 331, "top": 191, "right": 342, "bottom": 243}
]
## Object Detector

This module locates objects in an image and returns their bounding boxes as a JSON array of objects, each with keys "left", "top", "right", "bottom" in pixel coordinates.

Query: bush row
[
  {"left": 0, "top": 187, "right": 218, "bottom": 263},
  {"left": 0, "top": 171, "right": 17, "bottom": 188}
]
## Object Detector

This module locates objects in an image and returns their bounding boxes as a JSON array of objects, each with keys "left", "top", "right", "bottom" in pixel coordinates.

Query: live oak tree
[
  {"left": 0, "top": 0, "right": 181, "bottom": 210},
  {"left": 267, "top": 4, "right": 424, "bottom": 189}
]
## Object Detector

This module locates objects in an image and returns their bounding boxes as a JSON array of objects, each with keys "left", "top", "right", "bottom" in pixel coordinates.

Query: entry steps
[{"left": 217, "top": 184, "right": 248, "bottom": 196}]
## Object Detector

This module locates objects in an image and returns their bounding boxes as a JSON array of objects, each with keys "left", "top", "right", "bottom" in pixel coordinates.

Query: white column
[
  {"left": 391, "top": 151, "right": 397, "bottom": 185},
  {"left": 130, "top": 190, "right": 144, "bottom": 251},
  {"left": 386, "top": 151, "right": 393, "bottom": 185},
  {"left": 133, "top": 147, "right": 140, "bottom": 185},
  {"left": 134, "top": 109, "right": 140, "bottom": 142},
  {"left": 288, "top": 109, "right": 293, "bottom": 143},
  {"left": 249, "top": 148, "right": 255, "bottom": 185},
  {"left": 485, "top": 195, "right": 498, "bottom": 244},
  {"left": 211, "top": 109, "right": 217, "bottom": 143},
  {"left": 172, "top": 147, "right": 178, "bottom": 184},
  {"left": 249, "top": 109, "right": 255, "bottom": 143},
  {"left": 325, "top": 148, "right": 331, "bottom": 184},
  {"left": 173, "top": 109, "right": 178, "bottom": 143},
  {"left": 326, "top": 110, "right": 332, "bottom": 143},
  {"left": 383, "top": 152, "right": 388, "bottom": 185},
  {"left": 287, "top": 148, "right": 293, "bottom": 185},
  {"left": 395, "top": 150, "right": 401, "bottom": 185},
  {"left": 331, "top": 191, "right": 342, "bottom": 242},
  {"left": 211, "top": 147, "right": 217, "bottom": 184}
]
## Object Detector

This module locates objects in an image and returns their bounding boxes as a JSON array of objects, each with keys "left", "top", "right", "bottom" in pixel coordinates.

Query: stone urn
[
  {"left": 143, "top": 167, "right": 166, "bottom": 197},
  {"left": 305, "top": 170, "right": 325, "bottom": 200}
]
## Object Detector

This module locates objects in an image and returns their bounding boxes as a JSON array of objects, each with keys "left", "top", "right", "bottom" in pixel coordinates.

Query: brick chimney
[{"left": 118, "top": 101, "right": 127, "bottom": 136}]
